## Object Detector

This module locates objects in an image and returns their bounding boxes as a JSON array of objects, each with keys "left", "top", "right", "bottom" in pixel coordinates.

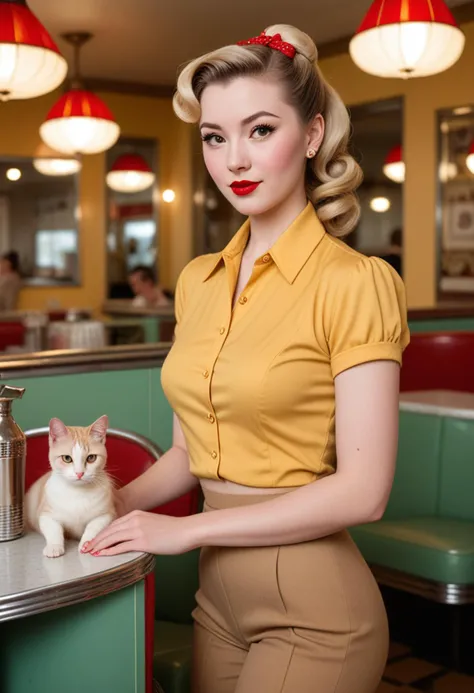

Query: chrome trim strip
[
  {"left": 0, "top": 344, "right": 171, "bottom": 377},
  {"left": 0, "top": 553, "right": 155, "bottom": 623},
  {"left": 370, "top": 564, "right": 474, "bottom": 605}
]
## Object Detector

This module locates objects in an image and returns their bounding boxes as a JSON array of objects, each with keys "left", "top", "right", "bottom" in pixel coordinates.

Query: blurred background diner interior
[{"left": 3, "top": 2, "right": 474, "bottom": 693}]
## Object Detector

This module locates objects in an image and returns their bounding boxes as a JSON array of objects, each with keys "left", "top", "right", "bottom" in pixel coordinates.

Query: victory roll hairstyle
[{"left": 173, "top": 24, "right": 363, "bottom": 238}]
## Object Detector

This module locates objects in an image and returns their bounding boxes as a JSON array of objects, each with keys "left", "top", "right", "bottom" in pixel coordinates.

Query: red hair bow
[{"left": 237, "top": 32, "right": 296, "bottom": 59}]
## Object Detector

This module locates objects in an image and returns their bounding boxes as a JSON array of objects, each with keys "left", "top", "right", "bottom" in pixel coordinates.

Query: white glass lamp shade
[
  {"left": 0, "top": 1, "right": 67, "bottom": 100},
  {"left": 349, "top": 0, "right": 465, "bottom": 79},
  {"left": 40, "top": 90, "right": 120, "bottom": 155},
  {"left": 106, "top": 154, "right": 155, "bottom": 193}
]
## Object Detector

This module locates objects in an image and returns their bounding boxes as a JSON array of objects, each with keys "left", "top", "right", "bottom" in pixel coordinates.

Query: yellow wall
[
  {"left": 320, "top": 20, "right": 474, "bottom": 308},
  {"left": 0, "top": 90, "right": 192, "bottom": 313}
]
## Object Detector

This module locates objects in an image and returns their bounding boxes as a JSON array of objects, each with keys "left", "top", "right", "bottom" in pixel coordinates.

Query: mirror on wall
[
  {"left": 349, "top": 97, "right": 404, "bottom": 276},
  {"left": 437, "top": 106, "right": 474, "bottom": 299},
  {"left": 105, "top": 137, "right": 159, "bottom": 299},
  {"left": 0, "top": 155, "right": 80, "bottom": 286}
]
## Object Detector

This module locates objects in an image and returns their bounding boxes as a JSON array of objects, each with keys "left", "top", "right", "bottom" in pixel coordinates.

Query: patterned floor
[{"left": 378, "top": 642, "right": 474, "bottom": 692}]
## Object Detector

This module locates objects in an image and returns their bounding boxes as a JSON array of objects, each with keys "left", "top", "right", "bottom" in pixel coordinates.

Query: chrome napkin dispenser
[{"left": 0, "top": 385, "right": 26, "bottom": 542}]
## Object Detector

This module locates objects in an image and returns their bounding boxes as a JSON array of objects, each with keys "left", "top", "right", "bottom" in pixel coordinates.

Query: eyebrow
[{"left": 200, "top": 110, "right": 280, "bottom": 131}]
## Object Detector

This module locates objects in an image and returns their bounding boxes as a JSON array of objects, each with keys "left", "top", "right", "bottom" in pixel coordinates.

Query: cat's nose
[{"left": 76, "top": 472, "right": 84, "bottom": 479}]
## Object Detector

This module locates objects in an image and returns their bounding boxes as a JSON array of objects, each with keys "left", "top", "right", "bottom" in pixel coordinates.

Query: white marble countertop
[
  {"left": 0, "top": 532, "right": 154, "bottom": 622},
  {"left": 399, "top": 389, "right": 474, "bottom": 420}
]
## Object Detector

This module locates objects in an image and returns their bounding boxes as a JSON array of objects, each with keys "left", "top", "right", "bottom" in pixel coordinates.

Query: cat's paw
[{"left": 43, "top": 543, "right": 65, "bottom": 558}]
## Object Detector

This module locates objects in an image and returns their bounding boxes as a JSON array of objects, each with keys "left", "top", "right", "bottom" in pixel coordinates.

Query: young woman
[{"left": 86, "top": 24, "right": 409, "bottom": 693}]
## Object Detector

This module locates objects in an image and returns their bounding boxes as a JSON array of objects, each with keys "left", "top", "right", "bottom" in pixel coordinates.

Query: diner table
[
  {"left": 0, "top": 532, "right": 154, "bottom": 693},
  {"left": 399, "top": 389, "right": 474, "bottom": 419}
]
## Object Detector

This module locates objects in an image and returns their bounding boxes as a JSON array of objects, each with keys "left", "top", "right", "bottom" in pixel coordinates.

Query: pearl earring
[{"left": 307, "top": 148, "right": 316, "bottom": 159}]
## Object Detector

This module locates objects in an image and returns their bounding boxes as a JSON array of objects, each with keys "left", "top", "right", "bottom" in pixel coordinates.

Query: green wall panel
[
  {"left": 439, "top": 417, "right": 474, "bottom": 521},
  {"left": 385, "top": 411, "right": 443, "bottom": 519},
  {"left": 0, "top": 582, "right": 146, "bottom": 693},
  {"left": 4, "top": 367, "right": 172, "bottom": 450},
  {"left": 408, "top": 318, "right": 474, "bottom": 333}
]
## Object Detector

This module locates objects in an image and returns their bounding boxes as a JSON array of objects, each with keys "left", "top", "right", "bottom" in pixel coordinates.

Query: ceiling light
[
  {"left": 39, "top": 32, "right": 120, "bottom": 155},
  {"left": 106, "top": 153, "right": 155, "bottom": 193},
  {"left": 383, "top": 145, "right": 405, "bottom": 183},
  {"left": 0, "top": 0, "right": 67, "bottom": 100},
  {"left": 6, "top": 167, "right": 21, "bottom": 181},
  {"left": 370, "top": 196, "right": 391, "bottom": 213},
  {"left": 162, "top": 189, "right": 176, "bottom": 203},
  {"left": 33, "top": 143, "right": 81, "bottom": 176},
  {"left": 350, "top": 0, "right": 465, "bottom": 79},
  {"left": 467, "top": 143, "right": 474, "bottom": 175}
]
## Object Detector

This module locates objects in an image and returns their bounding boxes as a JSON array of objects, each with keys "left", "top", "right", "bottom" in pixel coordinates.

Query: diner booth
[{"left": 2, "top": 1, "right": 474, "bottom": 692}]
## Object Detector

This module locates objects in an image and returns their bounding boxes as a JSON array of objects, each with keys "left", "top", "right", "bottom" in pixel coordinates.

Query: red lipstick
[{"left": 230, "top": 180, "right": 261, "bottom": 196}]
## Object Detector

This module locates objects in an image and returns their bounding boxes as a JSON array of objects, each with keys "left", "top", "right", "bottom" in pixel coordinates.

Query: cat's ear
[
  {"left": 49, "top": 418, "right": 69, "bottom": 442},
  {"left": 90, "top": 415, "right": 108, "bottom": 441}
]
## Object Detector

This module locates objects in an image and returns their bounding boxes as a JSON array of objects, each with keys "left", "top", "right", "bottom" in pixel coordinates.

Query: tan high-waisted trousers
[{"left": 192, "top": 489, "right": 388, "bottom": 693}]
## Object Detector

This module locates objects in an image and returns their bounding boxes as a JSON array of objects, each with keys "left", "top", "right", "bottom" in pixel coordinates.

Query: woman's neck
[{"left": 245, "top": 190, "right": 308, "bottom": 257}]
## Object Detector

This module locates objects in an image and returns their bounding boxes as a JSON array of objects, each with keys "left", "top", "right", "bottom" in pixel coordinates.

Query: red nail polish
[{"left": 92, "top": 551, "right": 101, "bottom": 556}]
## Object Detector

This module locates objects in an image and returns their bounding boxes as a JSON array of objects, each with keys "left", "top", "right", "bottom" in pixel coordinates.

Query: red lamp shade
[
  {"left": 383, "top": 145, "right": 405, "bottom": 183},
  {"left": 39, "top": 89, "right": 120, "bottom": 155},
  {"left": 106, "top": 153, "right": 155, "bottom": 193},
  {"left": 466, "top": 142, "right": 474, "bottom": 175},
  {"left": 349, "top": 0, "right": 465, "bottom": 79},
  {"left": 0, "top": 0, "right": 67, "bottom": 100}
]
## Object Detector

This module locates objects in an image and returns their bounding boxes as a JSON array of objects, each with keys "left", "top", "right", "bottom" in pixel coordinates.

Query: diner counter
[
  {"left": 0, "top": 532, "right": 154, "bottom": 693},
  {"left": 0, "top": 343, "right": 171, "bottom": 377},
  {"left": 399, "top": 389, "right": 474, "bottom": 419},
  {"left": 0, "top": 532, "right": 153, "bottom": 622}
]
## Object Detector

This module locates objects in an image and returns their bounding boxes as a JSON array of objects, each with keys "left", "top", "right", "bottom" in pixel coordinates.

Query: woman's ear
[{"left": 307, "top": 113, "right": 325, "bottom": 153}]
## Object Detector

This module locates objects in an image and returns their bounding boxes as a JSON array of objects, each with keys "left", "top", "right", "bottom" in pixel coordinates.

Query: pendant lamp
[
  {"left": 33, "top": 143, "right": 81, "bottom": 176},
  {"left": 39, "top": 32, "right": 120, "bottom": 155},
  {"left": 106, "top": 153, "right": 155, "bottom": 193},
  {"left": 349, "top": 0, "right": 465, "bottom": 79},
  {"left": 0, "top": 0, "right": 67, "bottom": 100},
  {"left": 466, "top": 143, "right": 474, "bottom": 175},
  {"left": 383, "top": 145, "right": 405, "bottom": 183}
]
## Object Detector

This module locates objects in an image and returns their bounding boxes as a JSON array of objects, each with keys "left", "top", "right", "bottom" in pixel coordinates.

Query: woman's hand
[{"left": 81, "top": 511, "right": 196, "bottom": 556}]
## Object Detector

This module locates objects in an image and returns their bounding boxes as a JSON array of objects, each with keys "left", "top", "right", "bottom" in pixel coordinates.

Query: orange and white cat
[{"left": 25, "top": 415, "right": 116, "bottom": 558}]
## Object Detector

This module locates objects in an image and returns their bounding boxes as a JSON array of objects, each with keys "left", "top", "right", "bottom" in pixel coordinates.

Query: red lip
[{"left": 230, "top": 180, "right": 261, "bottom": 196}]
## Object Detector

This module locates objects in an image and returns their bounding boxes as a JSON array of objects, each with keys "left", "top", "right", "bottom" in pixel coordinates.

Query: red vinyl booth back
[
  {"left": 24, "top": 431, "right": 200, "bottom": 516},
  {"left": 0, "top": 321, "right": 25, "bottom": 351},
  {"left": 400, "top": 331, "right": 474, "bottom": 393}
]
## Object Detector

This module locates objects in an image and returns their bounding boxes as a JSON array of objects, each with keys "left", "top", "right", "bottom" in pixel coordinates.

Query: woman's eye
[
  {"left": 251, "top": 125, "right": 275, "bottom": 139},
  {"left": 62, "top": 455, "right": 72, "bottom": 463},
  {"left": 86, "top": 455, "right": 97, "bottom": 463},
  {"left": 202, "top": 133, "right": 224, "bottom": 146}
]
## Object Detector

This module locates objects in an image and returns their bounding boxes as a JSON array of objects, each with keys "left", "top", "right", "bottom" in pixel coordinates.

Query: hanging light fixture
[
  {"left": 0, "top": 0, "right": 67, "bottom": 100},
  {"left": 466, "top": 143, "right": 474, "bottom": 175},
  {"left": 106, "top": 153, "right": 155, "bottom": 193},
  {"left": 33, "top": 143, "right": 81, "bottom": 176},
  {"left": 383, "top": 145, "right": 405, "bottom": 183},
  {"left": 349, "top": 0, "right": 465, "bottom": 79},
  {"left": 39, "top": 32, "right": 120, "bottom": 155}
]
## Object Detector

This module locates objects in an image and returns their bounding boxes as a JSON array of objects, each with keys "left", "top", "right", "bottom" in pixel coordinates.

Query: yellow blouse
[{"left": 161, "top": 203, "right": 410, "bottom": 488}]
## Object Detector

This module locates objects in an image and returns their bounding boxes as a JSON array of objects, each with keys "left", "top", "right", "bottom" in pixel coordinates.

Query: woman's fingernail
[
  {"left": 92, "top": 551, "right": 101, "bottom": 556},
  {"left": 82, "top": 542, "right": 90, "bottom": 552}
]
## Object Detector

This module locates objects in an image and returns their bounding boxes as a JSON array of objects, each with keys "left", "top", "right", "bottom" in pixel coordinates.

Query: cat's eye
[
  {"left": 86, "top": 454, "right": 97, "bottom": 463},
  {"left": 62, "top": 455, "right": 73, "bottom": 463}
]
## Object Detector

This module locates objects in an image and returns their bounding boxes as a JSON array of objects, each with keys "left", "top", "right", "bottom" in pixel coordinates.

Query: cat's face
[{"left": 48, "top": 416, "right": 108, "bottom": 485}]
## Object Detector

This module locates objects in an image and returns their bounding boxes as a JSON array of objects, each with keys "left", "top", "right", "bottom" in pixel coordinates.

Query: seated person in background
[
  {"left": 381, "top": 228, "right": 403, "bottom": 277},
  {"left": 0, "top": 251, "right": 22, "bottom": 311},
  {"left": 128, "top": 265, "right": 172, "bottom": 308}
]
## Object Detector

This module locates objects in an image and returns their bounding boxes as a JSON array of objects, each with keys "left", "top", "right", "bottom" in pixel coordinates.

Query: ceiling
[{"left": 29, "top": 0, "right": 474, "bottom": 87}]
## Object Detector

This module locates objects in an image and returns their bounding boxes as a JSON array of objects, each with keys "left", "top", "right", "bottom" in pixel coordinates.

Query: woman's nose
[{"left": 227, "top": 142, "right": 251, "bottom": 173}]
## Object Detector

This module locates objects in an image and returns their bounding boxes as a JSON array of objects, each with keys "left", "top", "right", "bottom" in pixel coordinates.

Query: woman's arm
[
  {"left": 117, "top": 414, "right": 198, "bottom": 514},
  {"left": 188, "top": 360, "right": 400, "bottom": 548}
]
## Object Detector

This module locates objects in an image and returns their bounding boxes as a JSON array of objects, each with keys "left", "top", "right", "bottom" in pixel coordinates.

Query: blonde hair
[{"left": 173, "top": 24, "right": 362, "bottom": 238}]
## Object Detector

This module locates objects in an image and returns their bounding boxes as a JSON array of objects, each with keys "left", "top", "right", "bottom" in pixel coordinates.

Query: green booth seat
[{"left": 351, "top": 517, "right": 474, "bottom": 587}]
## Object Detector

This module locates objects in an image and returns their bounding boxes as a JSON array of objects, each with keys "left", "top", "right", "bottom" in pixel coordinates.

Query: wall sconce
[{"left": 162, "top": 189, "right": 175, "bottom": 203}]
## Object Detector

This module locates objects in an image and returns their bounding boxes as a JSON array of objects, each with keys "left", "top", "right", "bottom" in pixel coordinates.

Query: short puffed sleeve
[{"left": 324, "top": 256, "right": 410, "bottom": 378}]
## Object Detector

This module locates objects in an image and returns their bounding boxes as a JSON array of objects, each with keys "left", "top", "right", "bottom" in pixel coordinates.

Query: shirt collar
[{"left": 202, "top": 202, "right": 326, "bottom": 284}]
